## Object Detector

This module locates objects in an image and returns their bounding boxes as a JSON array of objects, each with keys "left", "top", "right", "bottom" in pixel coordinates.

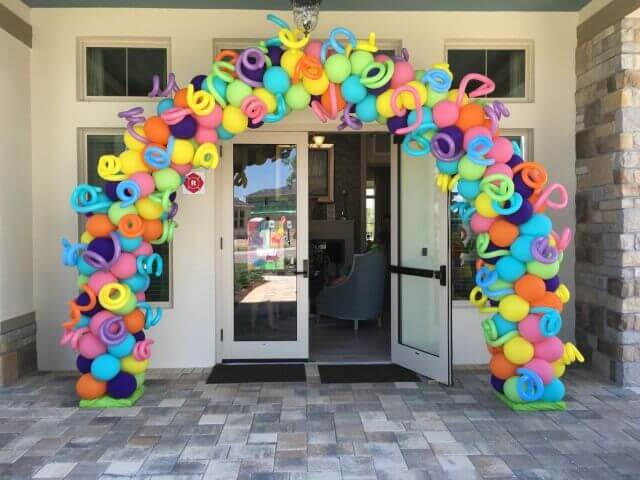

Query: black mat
[
  {"left": 318, "top": 363, "right": 420, "bottom": 383},
  {"left": 207, "top": 364, "right": 306, "bottom": 384}
]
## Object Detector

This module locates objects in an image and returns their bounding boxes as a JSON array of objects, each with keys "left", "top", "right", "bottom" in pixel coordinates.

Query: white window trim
[
  {"left": 451, "top": 127, "right": 534, "bottom": 307},
  {"left": 76, "top": 36, "right": 172, "bottom": 102},
  {"left": 76, "top": 127, "right": 174, "bottom": 308},
  {"left": 444, "top": 39, "right": 534, "bottom": 103},
  {"left": 212, "top": 37, "right": 403, "bottom": 59}
]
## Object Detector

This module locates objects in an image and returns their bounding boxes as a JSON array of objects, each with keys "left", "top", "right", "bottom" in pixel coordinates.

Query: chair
[{"left": 315, "top": 250, "right": 386, "bottom": 330}]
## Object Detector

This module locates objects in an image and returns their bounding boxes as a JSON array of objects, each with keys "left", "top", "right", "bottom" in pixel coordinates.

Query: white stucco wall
[
  {"left": 29, "top": 8, "right": 578, "bottom": 369},
  {"left": 0, "top": 11, "right": 33, "bottom": 323}
]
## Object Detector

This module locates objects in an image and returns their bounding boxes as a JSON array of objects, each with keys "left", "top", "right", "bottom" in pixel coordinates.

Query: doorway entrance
[{"left": 216, "top": 130, "right": 451, "bottom": 384}]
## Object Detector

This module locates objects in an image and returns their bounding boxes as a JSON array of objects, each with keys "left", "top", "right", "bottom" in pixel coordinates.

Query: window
[
  {"left": 450, "top": 129, "right": 533, "bottom": 302},
  {"left": 78, "top": 37, "right": 170, "bottom": 100},
  {"left": 445, "top": 40, "right": 533, "bottom": 102},
  {"left": 78, "top": 129, "right": 173, "bottom": 306},
  {"left": 366, "top": 180, "right": 376, "bottom": 243}
]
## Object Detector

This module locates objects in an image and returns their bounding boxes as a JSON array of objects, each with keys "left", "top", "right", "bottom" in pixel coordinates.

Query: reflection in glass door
[{"left": 218, "top": 132, "right": 308, "bottom": 360}]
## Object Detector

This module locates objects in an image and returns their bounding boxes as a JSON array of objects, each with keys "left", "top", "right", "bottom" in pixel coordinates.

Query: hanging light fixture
[{"left": 291, "top": 0, "right": 322, "bottom": 35}]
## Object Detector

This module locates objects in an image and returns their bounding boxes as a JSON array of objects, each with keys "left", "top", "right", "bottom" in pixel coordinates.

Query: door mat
[
  {"left": 318, "top": 364, "right": 420, "bottom": 383},
  {"left": 207, "top": 364, "right": 306, "bottom": 384},
  {"left": 494, "top": 392, "right": 566, "bottom": 411}
]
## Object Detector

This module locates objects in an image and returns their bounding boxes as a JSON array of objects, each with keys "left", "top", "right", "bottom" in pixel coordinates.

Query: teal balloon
[
  {"left": 122, "top": 273, "right": 149, "bottom": 293},
  {"left": 493, "top": 313, "right": 517, "bottom": 336},
  {"left": 91, "top": 354, "right": 120, "bottom": 381},
  {"left": 263, "top": 66, "right": 291, "bottom": 95},
  {"left": 496, "top": 256, "right": 526, "bottom": 283},
  {"left": 77, "top": 257, "right": 97, "bottom": 276},
  {"left": 408, "top": 106, "right": 433, "bottom": 127},
  {"left": 457, "top": 179, "right": 481, "bottom": 200},
  {"left": 436, "top": 160, "right": 458, "bottom": 175},
  {"left": 341, "top": 75, "right": 367, "bottom": 104},
  {"left": 117, "top": 233, "right": 142, "bottom": 252},
  {"left": 108, "top": 334, "right": 135, "bottom": 358},
  {"left": 541, "top": 378, "right": 565, "bottom": 402},
  {"left": 157, "top": 98, "right": 174, "bottom": 115},
  {"left": 510, "top": 235, "right": 535, "bottom": 263},
  {"left": 217, "top": 126, "right": 234, "bottom": 140},
  {"left": 520, "top": 214, "right": 552, "bottom": 237},
  {"left": 355, "top": 95, "right": 378, "bottom": 122}
]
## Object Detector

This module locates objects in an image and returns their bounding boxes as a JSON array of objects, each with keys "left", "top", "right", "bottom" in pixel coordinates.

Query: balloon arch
[{"left": 61, "top": 14, "right": 583, "bottom": 410}]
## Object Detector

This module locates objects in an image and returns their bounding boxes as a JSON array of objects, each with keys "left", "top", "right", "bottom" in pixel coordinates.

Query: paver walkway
[{"left": 1, "top": 366, "right": 640, "bottom": 479}]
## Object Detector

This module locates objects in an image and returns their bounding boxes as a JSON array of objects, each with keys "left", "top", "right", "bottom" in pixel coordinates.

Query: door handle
[{"left": 296, "top": 259, "right": 308, "bottom": 278}]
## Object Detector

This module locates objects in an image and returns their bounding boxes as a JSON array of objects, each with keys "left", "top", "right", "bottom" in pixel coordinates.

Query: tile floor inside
[{"left": 1, "top": 366, "right": 639, "bottom": 479}]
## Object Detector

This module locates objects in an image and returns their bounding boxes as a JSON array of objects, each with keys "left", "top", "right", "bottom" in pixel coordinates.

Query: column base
[{"left": 494, "top": 392, "right": 565, "bottom": 411}]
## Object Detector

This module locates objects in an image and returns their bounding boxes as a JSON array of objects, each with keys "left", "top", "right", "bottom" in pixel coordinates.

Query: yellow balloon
[
  {"left": 448, "top": 89, "right": 469, "bottom": 106},
  {"left": 281, "top": 49, "right": 304, "bottom": 78},
  {"left": 552, "top": 359, "right": 566, "bottom": 378},
  {"left": 498, "top": 294, "right": 530, "bottom": 322},
  {"left": 80, "top": 231, "right": 94, "bottom": 244},
  {"left": 135, "top": 197, "right": 163, "bottom": 220},
  {"left": 254, "top": 87, "right": 277, "bottom": 113},
  {"left": 121, "top": 355, "right": 149, "bottom": 375},
  {"left": 222, "top": 105, "right": 248, "bottom": 135},
  {"left": 123, "top": 125, "right": 146, "bottom": 152},
  {"left": 401, "top": 81, "right": 427, "bottom": 109},
  {"left": 376, "top": 89, "right": 401, "bottom": 118},
  {"left": 119, "top": 150, "right": 149, "bottom": 175},
  {"left": 303, "top": 73, "right": 329, "bottom": 96},
  {"left": 171, "top": 138, "right": 195, "bottom": 165},
  {"left": 475, "top": 192, "right": 499, "bottom": 218},
  {"left": 193, "top": 143, "right": 219, "bottom": 169},
  {"left": 503, "top": 336, "right": 534, "bottom": 365}
]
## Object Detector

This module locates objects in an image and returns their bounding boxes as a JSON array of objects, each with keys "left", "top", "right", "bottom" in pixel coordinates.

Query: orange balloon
[
  {"left": 488, "top": 219, "right": 519, "bottom": 247},
  {"left": 486, "top": 343, "right": 501, "bottom": 355},
  {"left": 490, "top": 353, "right": 518, "bottom": 380},
  {"left": 531, "top": 291, "right": 563, "bottom": 312},
  {"left": 514, "top": 274, "right": 546, "bottom": 303},
  {"left": 321, "top": 84, "right": 346, "bottom": 114},
  {"left": 76, "top": 373, "right": 107, "bottom": 400},
  {"left": 143, "top": 219, "right": 163, "bottom": 242},
  {"left": 86, "top": 214, "right": 115, "bottom": 238},
  {"left": 173, "top": 88, "right": 189, "bottom": 108},
  {"left": 143, "top": 116, "right": 170, "bottom": 145},
  {"left": 456, "top": 103, "right": 485, "bottom": 132},
  {"left": 124, "top": 309, "right": 145, "bottom": 333}
]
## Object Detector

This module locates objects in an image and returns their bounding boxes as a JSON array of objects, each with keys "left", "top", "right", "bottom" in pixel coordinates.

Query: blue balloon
[
  {"left": 436, "top": 159, "right": 458, "bottom": 175},
  {"left": 217, "top": 126, "right": 234, "bottom": 140},
  {"left": 122, "top": 273, "right": 150, "bottom": 293},
  {"left": 355, "top": 94, "right": 378, "bottom": 122},
  {"left": 541, "top": 378, "right": 565, "bottom": 402},
  {"left": 341, "top": 75, "right": 367, "bottom": 104},
  {"left": 74, "top": 315, "right": 90, "bottom": 330},
  {"left": 157, "top": 98, "right": 174, "bottom": 115},
  {"left": 457, "top": 179, "right": 481, "bottom": 200},
  {"left": 510, "top": 235, "right": 535, "bottom": 263},
  {"left": 407, "top": 106, "right": 434, "bottom": 128},
  {"left": 496, "top": 255, "right": 526, "bottom": 282},
  {"left": 492, "top": 313, "right": 517, "bottom": 337},
  {"left": 263, "top": 66, "right": 291, "bottom": 95},
  {"left": 117, "top": 233, "right": 142, "bottom": 253},
  {"left": 108, "top": 334, "right": 135, "bottom": 358},
  {"left": 520, "top": 214, "right": 552, "bottom": 237},
  {"left": 90, "top": 354, "right": 120, "bottom": 381},
  {"left": 76, "top": 256, "right": 97, "bottom": 276}
]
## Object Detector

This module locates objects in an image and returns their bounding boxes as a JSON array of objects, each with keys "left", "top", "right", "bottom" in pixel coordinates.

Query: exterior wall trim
[
  {"left": 578, "top": 0, "right": 640, "bottom": 44},
  {"left": 0, "top": 3, "right": 32, "bottom": 47}
]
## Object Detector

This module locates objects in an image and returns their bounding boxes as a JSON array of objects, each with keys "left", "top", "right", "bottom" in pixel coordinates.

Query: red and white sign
[{"left": 182, "top": 170, "right": 205, "bottom": 195}]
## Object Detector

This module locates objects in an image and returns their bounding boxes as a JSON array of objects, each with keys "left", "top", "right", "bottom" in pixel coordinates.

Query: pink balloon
[
  {"left": 525, "top": 358, "right": 554, "bottom": 384},
  {"left": 77, "top": 332, "right": 106, "bottom": 359},
  {"left": 518, "top": 314, "right": 545, "bottom": 343},
  {"left": 89, "top": 310, "right": 112, "bottom": 337},
  {"left": 390, "top": 61, "right": 414, "bottom": 88},
  {"left": 469, "top": 213, "right": 495, "bottom": 234},
  {"left": 88, "top": 271, "right": 117, "bottom": 295},
  {"left": 195, "top": 103, "right": 222, "bottom": 128},
  {"left": 463, "top": 126, "right": 492, "bottom": 152},
  {"left": 488, "top": 136, "right": 514, "bottom": 164},
  {"left": 484, "top": 162, "right": 513, "bottom": 179},
  {"left": 195, "top": 126, "right": 218, "bottom": 144},
  {"left": 110, "top": 252, "right": 137, "bottom": 279},
  {"left": 433, "top": 100, "right": 459, "bottom": 128},
  {"left": 171, "top": 162, "right": 192, "bottom": 176},
  {"left": 129, "top": 172, "right": 155, "bottom": 197},
  {"left": 534, "top": 336, "right": 564, "bottom": 362},
  {"left": 374, "top": 53, "right": 391, "bottom": 62},
  {"left": 132, "top": 241, "right": 153, "bottom": 257},
  {"left": 304, "top": 40, "right": 323, "bottom": 60},
  {"left": 136, "top": 291, "right": 146, "bottom": 301}
]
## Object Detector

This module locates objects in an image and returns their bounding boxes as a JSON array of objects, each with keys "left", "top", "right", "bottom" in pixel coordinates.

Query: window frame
[
  {"left": 76, "top": 127, "right": 174, "bottom": 308},
  {"left": 450, "top": 128, "right": 534, "bottom": 307},
  {"left": 444, "top": 39, "right": 534, "bottom": 103},
  {"left": 76, "top": 36, "right": 172, "bottom": 102}
]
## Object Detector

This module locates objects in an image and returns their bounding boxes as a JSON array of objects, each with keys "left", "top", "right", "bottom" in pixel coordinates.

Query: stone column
[{"left": 575, "top": 16, "right": 640, "bottom": 385}]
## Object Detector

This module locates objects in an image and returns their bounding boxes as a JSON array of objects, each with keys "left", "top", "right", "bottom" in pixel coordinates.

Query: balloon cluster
[{"left": 61, "top": 13, "right": 582, "bottom": 408}]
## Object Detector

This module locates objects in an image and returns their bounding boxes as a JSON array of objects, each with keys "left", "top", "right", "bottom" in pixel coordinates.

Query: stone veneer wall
[
  {"left": 0, "top": 313, "right": 37, "bottom": 385},
  {"left": 575, "top": 16, "right": 640, "bottom": 385}
]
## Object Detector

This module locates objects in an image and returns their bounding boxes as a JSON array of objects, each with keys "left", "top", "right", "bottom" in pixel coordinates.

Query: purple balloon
[
  {"left": 387, "top": 115, "right": 408, "bottom": 134},
  {"left": 267, "top": 46, "right": 283, "bottom": 66},
  {"left": 506, "top": 154, "right": 523, "bottom": 169},
  {"left": 170, "top": 115, "right": 197, "bottom": 139},
  {"left": 104, "top": 182, "right": 120, "bottom": 202},
  {"left": 240, "top": 63, "right": 265, "bottom": 83},
  {"left": 88, "top": 237, "right": 115, "bottom": 262},
  {"left": 169, "top": 192, "right": 177, "bottom": 202},
  {"left": 505, "top": 199, "right": 533, "bottom": 225},
  {"left": 513, "top": 173, "right": 534, "bottom": 199},
  {"left": 75, "top": 292, "right": 102, "bottom": 317},
  {"left": 134, "top": 330, "right": 146, "bottom": 342},
  {"left": 248, "top": 120, "right": 264, "bottom": 129},
  {"left": 490, "top": 375, "right": 505, "bottom": 393},
  {"left": 439, "top": 126, "right": 464, "bottom": 156},
  {"left": 107, "top": 372, "right": 137, "bottom": 399},
  {"left": 544, "top": 276, "right": 560, "bottom": 292},
  {"left": 76, "top": 355, "right": 92, "bottom": 373},
  {"left": 191, "top": 74, "right": 206, "bottom": 91}
]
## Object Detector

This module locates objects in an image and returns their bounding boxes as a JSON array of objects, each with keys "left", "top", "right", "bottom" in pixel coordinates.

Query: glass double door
[{"left": 217, "top": 132, "right": 309, "bottom": 360}]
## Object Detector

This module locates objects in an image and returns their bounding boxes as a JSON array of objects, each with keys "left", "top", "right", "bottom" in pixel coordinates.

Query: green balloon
[
  {"left": 285, "top": 84, "right": 310, "bottom": 110},
  {"left": 376, "top": 115, "right": 386, "bottom": 125},
  {"left": 325, "top": 54, "right": 351, "bottom": 84},
  {"left": 458, "top": 155, "right": 486, "bottom": 181},
  {"left": 153, "top": 168, "right": 181, "bottom": 192},
  {"left": 415, "top": 69, "right": 426, "bottom": 82},
  {"left": 426, "top": 89, "right": 448, "bottom": 108},
  {"left": 526, "top": 260, "right": 560, "bottom": 279},
  {"left": 108, "top": 202, "right": 138, "bottom": 225},
  {"left": 503, "top": 377, "right": 522, "bottom": 403},
  {"left": 350, "top": 50, "right": 374, "bottom": 76},
  {"left": 226, "top": 79, "right": 252, "bottom": 108},
  {"left": 77, "top": 274, "right": 88, "bottom": 288}
]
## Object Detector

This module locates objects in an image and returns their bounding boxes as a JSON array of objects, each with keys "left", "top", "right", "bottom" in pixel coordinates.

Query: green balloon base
[
  {"left": 494, "top": 392, "right": 565, "bottom": 411},
  {"left": 79, "top": 373, "right": 145, "bottom": 408}
]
